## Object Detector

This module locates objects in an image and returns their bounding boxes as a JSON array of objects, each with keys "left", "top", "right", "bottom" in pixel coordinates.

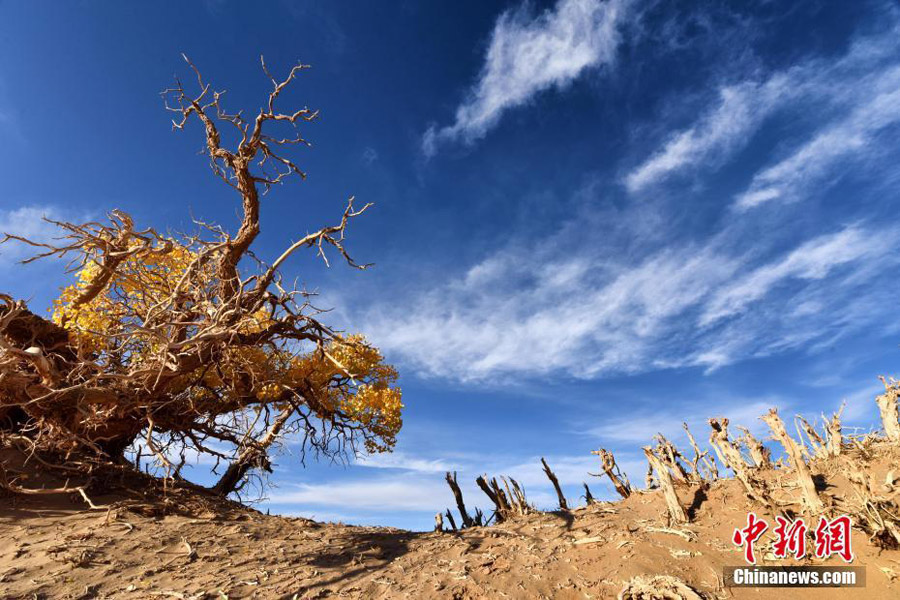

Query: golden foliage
[
  {"left": 52, "top": 242, "right": 200, "bottom": 355},
  {"left": 51, "top": 247, "right": 402, "bottom": 453},
  {"left": 0, "top": 56, "right": 399, "bottom": 497}
]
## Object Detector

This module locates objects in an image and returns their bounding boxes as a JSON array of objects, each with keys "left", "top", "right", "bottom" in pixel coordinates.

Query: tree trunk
[
  {"left": 475, "top": 475, "right": 505, "bottom": 523},
  {"left": 444, "top": 509, "right": 458, "bottom": 531},
  {"left": 643, "top": 446, "right": 688, "bottom": 524},
  {"left": 683, "top": 422, "right": 718, "bottom": 481},
  {"left": 541, "top": 457, "right": 568, "bottom": 510},
  {"left": 212, "top": 405, "right": 293, "bottom": 496},
  {"left": 761, "top": 409, "right": 824, "bottom": 514},
  {"left": 737, "top": 426, "right": 772, "bottom": 469},
  {"left": 593, "top": 448, "right": 631, "bottom": 498},
  {"left": 825, "top": 405, "right": 843, "bottom": 457},
  {"left": 876, "top": 378, "right": 900, "bottom": 443},
  {"left": 654, "top": 435, "right": 689, "bottom": 481},
  {"left": 444, "top": 471, "right": 473, "bottom": 528},
  {"left": 583, "top": 483, "right": 595, "bottom": 505},
  {"left": 709, "top": 417, "right": 776, "bottom": 513}
]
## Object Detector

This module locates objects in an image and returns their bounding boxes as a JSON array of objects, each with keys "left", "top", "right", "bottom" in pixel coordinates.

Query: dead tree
[
  {"left": 591, "top": 448, "right": 632, "bottom": 498},
  {"left": 683, "top": 422, "right": 718, "bottom": 480},
  {"left": 491, "top": 478, "right": 514, "bottom": 515},
  {"left": 444, "top": 509, "right": 458, "bottom": 531},
  {"left": 475, "top": 474, "right": 530, "bottom": 522},
  {"left": 735, "top": 426, "right": 772, "bottom": 469},
  {"left": 476, "top": 475, "right": 507, "bottom": 523},
  {"left": 842, "top": 468, "right": 900, "bottom": 549},
  {"left": 643, "top": 446, "right": 688, "bottom": 524},
  {"left": 541, "top": 457, "right": 568, "bottom": 510},
  {"left": 652, "top": 434, "right": 689, "bottom": 481},
  {"left": 503, "top": 477, "right": 531, "bottom": 514},
  {"left": 444, "top": 471, "right": 474, "bottom": 528},
  {"left": 876, "top": 377, "right": 900, "bottom": 443},
  {"left": 583, "top": 482, "right": 596, "bottom": 505},
  {"left": 823, "top": 404, "right": 844, "bottom": 457},
  {"left": 795, "top": 415, "right": 828, "bottom": 460},
  {"left": 645, "top": 462, "right": 657, "bottom": 489},
  {"left": 0, "top": 56, "right": 402, "bottom": 498},
  {"left": 761, "top": 409, "right": 825, "bottom": 514},
  {"left": 708, "top": 417, "right": 776, "bottom": 512}
]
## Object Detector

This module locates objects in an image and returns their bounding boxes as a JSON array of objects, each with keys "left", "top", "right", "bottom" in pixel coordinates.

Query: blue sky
[{"left": 2, "top": 0, "right": 900, "bottom": 530}]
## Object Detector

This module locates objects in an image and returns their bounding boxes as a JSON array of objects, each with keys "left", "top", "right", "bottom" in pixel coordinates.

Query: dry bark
[
  {"left": 504, "top": 477, "right": 531, "bottom": 514},
  {"left": 476, "top": 474, "right": 532, "bottom": 523},
  {"left": 842, "top": 467, "right": 900, "bottom": 548},
  {"left": 618, "top": 575, "right": 704, "bottom": 600},
  {"left": 824, "top": 404, "right": 844, "bottom": 457},
  {"left": 708, "top": 417, "right": 775, "bottom": 512},
  {"left": 444, "top": 471, "right": 474, "bottom": 528},
  {"left": 796, "top": 416, "right": 828, "bottom": 459},
  {"left": 653, "top": 435, "right": 689, "bottom": 482},
  {"left": 682, "top": 422, "right": 718, "bottom": 481},
  {"left": 642, "top": 446, "right": 688, "bottom": 524},
  {"left": 444, "top": 509, "right": 458, "bottom": 531},
  {"left": 541, "top": 457, "right": 568, "bottom": 510},
  {"left": 876, "top": 377, "right": 900, "bottom": 443},
  {"left": 491, "top": 478, "right": 513, "bottom": 516},
  {"left": 583, "top": 483, "right": 595, "bottom": 505},
  {"left": 735, "top": 426, "right": 772, "bottom": 469},
  {"left": 761, "top": 408, "right": 825, "bottom": 514},
  {"left": 592, "top": 448, "right": 632, "bottom": 498},
  {"left": 475, "top": 475, "right": 503, "bottom": 523}
]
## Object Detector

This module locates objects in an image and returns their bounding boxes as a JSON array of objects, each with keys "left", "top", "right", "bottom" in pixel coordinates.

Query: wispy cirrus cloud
[
  {"left": 355, "top": 451, "right": 456, "bottom": 473},
  {"left": 584, "top": 396, "right": 786, "bottom": 444},
  {"left": 699, "top": 225, "right": 881, "bottom": 325},
  {"left": 625, "top": 76, "right": 793, "bottom": 193},
  {"left": 267, "top": 476, "right": 448, "bottom": 512},
  {"left": 423, "top": 0, "right": 629, "bottom": 156},
  {"left": 266, "top": 451, "right": 610, "bottom": 521},
  {"left": 626, "top": 22, "right": 900, "bottom": 195},
  {"left": 735, "top": 68, "right": 900, "bottom": 210},
  {"left": 356, "top": 220, "right": 899, "bottom": 382},
  {"left": 0, "top": 205, "right": 75, "bottom": 267}
]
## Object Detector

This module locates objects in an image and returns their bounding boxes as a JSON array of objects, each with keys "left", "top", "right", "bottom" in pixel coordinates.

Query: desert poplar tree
[{"left": 0, "top": 56, "right": 402, "bottom": 498}]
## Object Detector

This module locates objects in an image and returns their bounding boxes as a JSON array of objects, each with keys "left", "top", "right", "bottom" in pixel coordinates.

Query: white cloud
[
  {"left": 424, "top": 0, "right": 628, "bottom": 156},
  {"left": 626, "top": 24, "right": 900, "bottom": 193},
  {"left": 585, "top": 397, "right": 784, "bottom": 444},
  {"left": 265, "top": 453, "right": 602, "bottom": 518},
  {"left": 359, "top": 223, "right": 896, "bottom": 382},
  {"left": 735, "top": 68, "right": 900, "bottom": 209},
  {"left": 355, "top": 451, "right": 456, "bottom": 473},
  {"left": 501, "top": 462, "right": 593, "bottom": 508},
  {"left": 0, "top": 205, "right": 71, "bottom": 267},
  {"left": 625, "top": 76, "right": 792, "bottom": 193},
  {"left": 502, "top": 454, "right": 596, "bottom": 488},
  {"left": 267, "top": 476, "right": 448, "bottom": 512},
  {"left": 700, "top": 226, "right": 881, "bottom": 325}
]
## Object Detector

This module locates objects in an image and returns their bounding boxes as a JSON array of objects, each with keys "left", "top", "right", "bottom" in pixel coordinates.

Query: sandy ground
[{"left": 2, "top": 443, "right": 899, "bottom": 600}]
